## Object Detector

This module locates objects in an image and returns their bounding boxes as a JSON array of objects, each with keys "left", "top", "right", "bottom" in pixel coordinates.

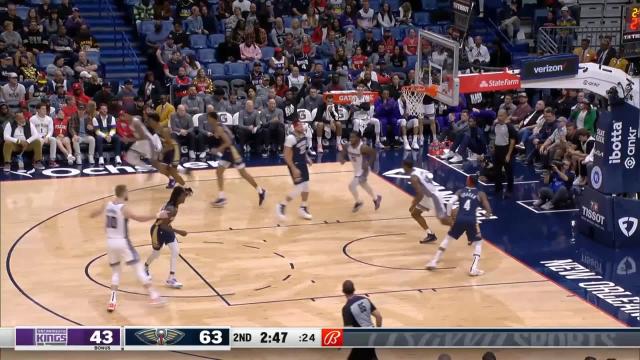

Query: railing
[
  {"left": 119, "top": 32, "right": 142, "bottom": 84},
  {"left": 537, "top": 26, "right": 623, "bottom": 56}
]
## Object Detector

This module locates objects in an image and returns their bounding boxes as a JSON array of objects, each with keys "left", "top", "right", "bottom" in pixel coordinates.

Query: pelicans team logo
[{"left": 134, "top": 329, "right": 185, "bottom": 345}]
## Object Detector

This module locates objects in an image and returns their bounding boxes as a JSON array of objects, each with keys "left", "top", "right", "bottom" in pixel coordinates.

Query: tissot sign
[{"left": 519, "top": 55, "right": 579, "bottom": 81}]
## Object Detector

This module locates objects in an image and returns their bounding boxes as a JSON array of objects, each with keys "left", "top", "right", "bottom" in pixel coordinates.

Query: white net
[{"left": 401, "top": 86, "right": 427, "bottom": 118}]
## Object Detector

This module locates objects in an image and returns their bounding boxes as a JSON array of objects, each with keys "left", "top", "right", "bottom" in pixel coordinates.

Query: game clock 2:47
[{"left": 231, "top": 328, "right": 321, "bottom": 348}]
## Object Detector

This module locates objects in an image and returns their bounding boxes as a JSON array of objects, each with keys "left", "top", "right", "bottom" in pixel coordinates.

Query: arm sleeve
[
  {"left": 27, "top": 122, "right": 40, "bottom": 143},
  {"left": 3, "top": 122, "right": 16, "bottom": 143}
]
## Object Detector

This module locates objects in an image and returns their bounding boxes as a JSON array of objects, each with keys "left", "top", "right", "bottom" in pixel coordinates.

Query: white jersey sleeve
[{"left": 284, "top": 134, "right": 297, "bottom": 148}]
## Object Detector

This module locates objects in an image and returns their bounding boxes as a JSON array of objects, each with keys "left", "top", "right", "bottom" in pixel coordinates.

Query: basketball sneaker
[
  {"left": 166, "top": 178, "right": 176, "bottom": 189},
  {"left": 448, "top": 154, "right": 464, "bottom": 164},
  {"left": 258, "top": 189, "right": 267, "bottom": 206},
  {"left": 298, "top": 206, "right": 312, "bottom": 220},
  {"left": 166, "top": 278, "right": 183, "bottom": 289},
  {"left": 439, "top": 150, "right": 455, "bottom": 160},
  {"left": 150, "top": 296, "right": 167, "bottom": 307},
  {"left": 469, "top": 269, "right": 485, "bottom": 276},
  {"left": 420, "top": 233, "right": 437, "bottom": 244},
  {"left": 107, "top": 302, "right": 116, "bottom": 312},
  {"left": 373, "top": 195, "right": 382, "bottom": 210},
  {"left": 352, "top": 201, "right": 364, "bottom": 213},
  {"left": 411, "top": 138, "right": 420, "bottom": 150},
  {"left": 425, "top": 259, "right": 438, "bottom": 270},
  {"left": 211, "top": 198, "right": 227, "bottom": 207},
  {"left": 276, "top": 203, "right": 287, "bottom": 220}
]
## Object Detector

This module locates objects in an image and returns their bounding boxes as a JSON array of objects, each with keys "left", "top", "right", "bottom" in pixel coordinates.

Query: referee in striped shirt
[{"left": 342, "top": 280, "right": 383, "bottom": 360}]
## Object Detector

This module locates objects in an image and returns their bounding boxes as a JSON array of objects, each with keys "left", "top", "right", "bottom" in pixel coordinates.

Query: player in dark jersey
[
  {"left": 276, "top": 119, "right": 313, "bottom": 220},
  {"left": 145, "top": 186, "right": 193, "bottom": 288},
  {"left": 341, "top": 280, "right": 382, "bottom": 360},
  {"left": 426, "top": 174, "right": 493, "bottom": 276},
  {"left": 146, "top": 112, "right": 190, "bottom": 189},
  {"left": 207, "top": 112, "right": 267, "bottom": 207}
]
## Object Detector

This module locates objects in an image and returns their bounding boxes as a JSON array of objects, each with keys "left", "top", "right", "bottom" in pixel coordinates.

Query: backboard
[{"left": 416, "top": 30, "right": 460, "bottom": 106}]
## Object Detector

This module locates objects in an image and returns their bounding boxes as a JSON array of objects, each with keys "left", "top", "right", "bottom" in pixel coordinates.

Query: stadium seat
[
  {"left": 414, "top": 12, "right": 431, "bottom": 26},
  {"left": 138, "top": 20, "right": 155, "bottom": 35},
  {"left": 218, "top": 112, "right": 234, "bottom": 125},
  {"left": 86, "top": 52, "right": 100, "bottom": 64},
  {"left": 353, "top": 29, "right": 364, "bottom": 42},
  {"left": 214, "top": 79, "right": 230, "bottom": 94},
  {"left": 189, "top": 34, "right": 207, "bottom": 49},
  {"left": 369, "top": 0, "right": 380, "bottom": 10},
  {"left": 207, "top": 63, "right": 226, "bottom": 77},
  {"left": 181, "top": 48, "right": 196, "bottom": 58},
  {"left": 15, "top": 6, "right": 29, "bottom": 20},
  {"left": 407, "top": 55, "right": 417, "bottom": 70},
  {"left": 36, "top": 53, "right": 56, "bottom": 68},
  {"left": 391, "top": 27, "right": 406, "bottom": 41},
  {"left": 197, "top": 48, "right": 216, "bottom": 64},
  {"left": 229, "top": 79, "right": 246, "bottom": 92},
  {"left": 421, "top": 0, "right": 437, "bottom": 10},
  {"left": 282, "top": 16, "right": 292, "bottom": 28},
  {"left": 208, "top": 34, "right": 225, "bottom": 48},
  {"left": 388, "top": 0, "right": 400, "bottom": 9},
  {"left": 225, "top": 62, "right": 248, "bottom": 76},
  {"left": 373, "top": 31, "right": 382, "bottom": 42},
  {"left": 261, "top": 47, "right": 275, "bottom": 61}
]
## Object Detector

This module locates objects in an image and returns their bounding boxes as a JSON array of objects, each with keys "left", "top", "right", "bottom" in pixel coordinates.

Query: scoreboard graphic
[{"left": 4, "top": 327, "right": 640, "bottom": 350}]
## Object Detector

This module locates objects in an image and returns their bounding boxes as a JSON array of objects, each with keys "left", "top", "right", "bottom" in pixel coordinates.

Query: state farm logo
[
  {"left": 321, "top": 329, "right": 343, "bottom": 347},
  {"left": 581, "top": 201, "right": 605, "bottom": 226},
  {"left": 479, "top": 79, "right": 519, "bottom": 88}
]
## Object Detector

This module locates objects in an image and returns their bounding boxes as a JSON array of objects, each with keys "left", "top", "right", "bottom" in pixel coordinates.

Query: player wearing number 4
[
  {"left": 339, "top": 132, "right": 382, "bottom": 212},
  {"left": 90, "top": 184, "right": 167, "bottom": 312},
  {"left": 207, "top": 112, "right": 267, "bottom": 208},
  {"left": 426, "top": 174, "right": 493, "bottom": 276},
  {"left": 277, "top": 119, "right": 313, "bottom": 220},
  {"left": 145, "top": 185, "right": 193, "bottom": 289}
]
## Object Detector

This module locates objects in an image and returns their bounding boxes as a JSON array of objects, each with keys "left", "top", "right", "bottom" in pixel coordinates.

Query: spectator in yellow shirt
[
  {"left": 609, "top": 46, "right": 629, "bottom": 73},
  {"left": 573, "top": 38, "right": 596, "bottom": 63},
  {"left": 155, "top": 95, "right": 175, "bottom": 128}
]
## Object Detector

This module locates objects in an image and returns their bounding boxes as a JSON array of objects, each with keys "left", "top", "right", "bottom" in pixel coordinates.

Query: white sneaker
[
  {"left": 75, "top": 155, "right": 82, "bottom": 165},
  {"left": 418, "top": 136, "right": 424, "bottom": 146},
  {"left": 449, "top": 154, "right": 464, "bottom": 163},
  {"left": 375, "top": 141, "right": 384, "bottom": 149},
  {"left": 166, "top": 278, "right": 183, "bottom": 289},
  {"left": 317, "top": 144, "right": 323, "bottom": 153},
  {"left": 467, "top": 152, "right": 479, "bottom": 161},
  {"left": 88, "top": 156, "right": 95, "bottom": 165},
  {"left": 67, "top": 154, "right": 75, "bottom": 165},
  {"left": 298, "top": 206, "right": 313, "bottom": 220},
  {"left": 115, "top": 155, "right": 122, "bottom": 165},
  {"left": 337, "top": 142, "right": 343, "bottom": 151},
  {"left": 411, "top": 139, "right": 419, "bottom": 150},
  {"left": 425, "top": 259, "right": 438, "bottom": 270},
  {"left": 98, "top": 157, "right": 105, "bottom": 165},
  {"left": 469, "top": 269, "right": 485, "bottom": 276},
  {"left": 439, "top": 150, "right": 455, "bottom": 160},
  {"left": 573, "top": 176, "right": 583, "bottom": 186},
  {"left": 189, "top": 150, "right": 196, "bottom": 159},
  {"left": 403, "top": 140, "right": 411, "bottom": 151},
  {"left": 276, "top": 203, "right": 287, "bottom": 221},
  {"left": 199, "top": 152, "right": 207, "bottom": 160}
]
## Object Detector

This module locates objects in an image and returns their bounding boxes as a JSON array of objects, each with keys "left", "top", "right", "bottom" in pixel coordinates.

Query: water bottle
[{"left": 16, "top": 154, "right": 24, "bottom": 170}]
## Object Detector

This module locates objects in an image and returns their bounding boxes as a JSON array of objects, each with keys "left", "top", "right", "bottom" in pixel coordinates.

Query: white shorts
[
  {"left": 425, "top": 103, "right": 435, "bottom": 116},
  {"left": 416, "top": 184, "right": 447, "bottom": 219},
  {"left": 107, "top": 237, "right": 140, "bottom": 266},
  {"left": 128, "top": 139, "right": 152, "bottom": 159}
]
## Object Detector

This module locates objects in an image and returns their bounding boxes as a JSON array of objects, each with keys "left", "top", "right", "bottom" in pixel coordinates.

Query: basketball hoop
[{"left": 401, "top": 84, "right": 439, "bottom": 118}]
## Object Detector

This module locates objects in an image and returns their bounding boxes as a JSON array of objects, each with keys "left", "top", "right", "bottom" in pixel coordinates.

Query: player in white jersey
[
  {"left": 122, "top": 113, "right": 157, "bottom": 170},
  {"left": 350, "top": 84, "right": 383, "bottom": 148},
  {"left": 339, "top": 132, "right": 382, "bottom": 212},
  {"left": 398, "top": 95, "right": 420, "bottom": 151},
  {"left": 90, "top": 184, "right": 167, "bottom": 312},
  {"left": 402, "top": 159, "right": 448, "bottom": 243}
]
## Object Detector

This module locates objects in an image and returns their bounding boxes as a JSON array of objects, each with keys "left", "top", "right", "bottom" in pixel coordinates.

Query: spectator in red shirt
[
  {"left": 116, "top": 110, "right": 136, "bottom": 148},
  {"left": 18, "top": 101, "right": 32, "bottom": 120},
  {"left": 403, "top": 28, "right": 418, "bottom": 56},
  {"left": 351, "top": 46, "right": 367, "bottom": 77},
  {"left": 52, "top": 108, "right": 75, "bottom": 164},
  {"left": 69, "top": 82, "right": 90, "bottom": 105},
  {"left": 381, "top": 28, "right": 395, "bottom": 55},
  {"left": 272, "top": 74, "right": 289, "bottom": 98},
  {"left": 62, "top": 95, "right": 78, "bottom": 119}
]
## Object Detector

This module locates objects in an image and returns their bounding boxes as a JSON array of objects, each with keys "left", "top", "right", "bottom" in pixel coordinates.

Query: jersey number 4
[
  {"left": 106, "top": 215, "right": 118, "bottom": 229},
  {"left": 462, "top": 199, "right": 471, "bottom": 211}
]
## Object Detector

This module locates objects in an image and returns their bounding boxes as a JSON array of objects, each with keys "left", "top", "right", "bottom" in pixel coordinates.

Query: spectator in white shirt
[
  {"left": 29, "top": 103, "right": 58, "bottom": 167},
  {"left": 377, "top": 3, "right": 395, "bottom": 31},
  {"left": 467, "top": 36, "right": 490, "bottom": 68},
  {"left": 3, "top": 113, "right": 45, "bottom": 170},
  {"left": 1, "top": 73, "right": 26, "bottom": 112},
  {"left": 232, "top": 0, "right": 251, "bottom": 14},
  {"left": 287, "top": 67, "right": 306, "bottom": 90},
  {"left": 357, "top": 0, "right": 376, "bottom": 30}
]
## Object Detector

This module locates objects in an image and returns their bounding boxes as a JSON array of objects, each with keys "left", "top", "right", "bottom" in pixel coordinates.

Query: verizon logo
[
  {"left": 479, "top": 79, "right": 519, "bottom": 88},
  {"left": 533, "top": 64, "right": 564, "bottom": 74}
]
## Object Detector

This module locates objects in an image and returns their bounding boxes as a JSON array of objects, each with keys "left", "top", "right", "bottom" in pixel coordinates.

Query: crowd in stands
[{"left": 0, "top": 0, "right": 634, "bottom": 210}]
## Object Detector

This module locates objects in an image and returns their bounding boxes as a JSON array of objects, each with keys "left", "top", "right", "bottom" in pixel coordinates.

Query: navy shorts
[
  {"left": 448, "top": 220, "right": 482, "bottom": 243},
  {"left": 289, "top": 162, "right": 309, "bottom": 185},
  {"left": 162, "top": 144, "right": 180, "bottom": 167},
  {"left": 150, "top": 224, "right": 176, "bottom": 250},
  {"left": 219, "top": 146, "right": 245, "bottom": 169}
]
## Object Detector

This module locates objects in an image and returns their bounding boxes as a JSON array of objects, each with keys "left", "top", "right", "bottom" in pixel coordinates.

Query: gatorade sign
[{"left": 520, "top": 55, "right": 579, "bottom": 80}]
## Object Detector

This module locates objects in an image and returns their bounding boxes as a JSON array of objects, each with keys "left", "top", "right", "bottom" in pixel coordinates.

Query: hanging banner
[{"left": 459, "top": 71, "right": 521, "bottom": 93}]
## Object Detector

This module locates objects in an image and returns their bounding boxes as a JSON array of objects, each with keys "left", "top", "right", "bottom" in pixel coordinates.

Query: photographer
[{"left": 534, "top": 159, "right": 575, "bottom": 210}]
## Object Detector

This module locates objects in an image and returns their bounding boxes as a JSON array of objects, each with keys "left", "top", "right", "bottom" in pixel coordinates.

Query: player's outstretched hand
[{"left": 176, "top": 229, "right": 188, "bottom": 237}]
